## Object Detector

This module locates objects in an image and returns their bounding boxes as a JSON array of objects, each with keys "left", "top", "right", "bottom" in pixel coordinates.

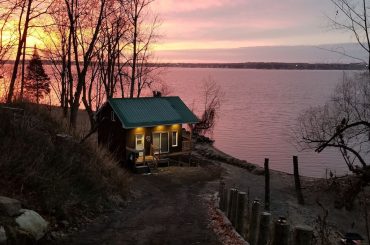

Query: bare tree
[
  {"left": 328, "top": 0, "right": 370, "bottom": 69},
  {"left": 6, "top": 0, "right": 52, "bottom": 103},
  {"left": 125, "top": 0, "right": 159, "bottom": 98},
  {"left": 0, "top": 1, "right": 17, "bottom": 70},
  {"left": 95, "top": 0, "right": 129, "bottom": 100},
  {"left": 43, "top": 0, "right": 70, "bottom": 116},
  {"left": 297, "top": 72, "right": 370, "bottom": 205},
  {"left": 64, "top": 0, "right": 106, "bottom": 128},
  {"left": 191, "top": 78, "right": 224, "bottom": 136}
]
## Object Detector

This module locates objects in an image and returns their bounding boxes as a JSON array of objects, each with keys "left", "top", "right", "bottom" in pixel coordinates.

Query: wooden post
[
  {"left": 244, "top": 187, "right": 251, "bottom": 239},
  {"left": 236, "top": 191, "right": 246, "bottom": 235},
  {"left": 231, "top": 189, "right": 239, "bottom": 226},
  {"left": 293, "top": 156, "right": 305, "bottom": 205},
  {"left": 249, "top": 199, "right": 261, "bottom": 245},
  {"left": 272, "top": 217, "right": 289, "bottom": 245},
  {"left": 293, "top": 225, "right": 313, "bottom": 245},
  {"left": 264, "top": 158, "right": 270, "bottom": 211},
  {"left": 219, "top": 181, "right": 226, "bottom": 211},
  {"left": 247, "top": 187, "right": 250, "bottom": 219},
  {"left": 223, "top": 188, "right": 228, "bottom": 215},
  {"left": 257, "top": 212, "right": 272, "bottom": 245},
  {"left": 143, "top": 149, "right": 146, "bottom": 164},
  {"left": 227, "top": 188, "right": 232, "bottom": 219},
  {"left": 227, "top": 188, "right": 236, "bottom": 219},
  {"left": 189, "top": 127, "right": 193, "bottom": 151}
]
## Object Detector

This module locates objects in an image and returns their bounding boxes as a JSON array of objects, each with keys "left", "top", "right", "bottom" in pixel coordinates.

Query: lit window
[{"left": 172, "top": 131, "right": 178, "bottom": 147}]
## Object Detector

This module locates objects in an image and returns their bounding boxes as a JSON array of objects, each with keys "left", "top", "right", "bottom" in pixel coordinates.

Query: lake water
[
  {"left": 0, "top": 65, "right": 359, "bottom": 177},
  {"left": 162, "top": 68, "right": 355, "bottom": 177}
]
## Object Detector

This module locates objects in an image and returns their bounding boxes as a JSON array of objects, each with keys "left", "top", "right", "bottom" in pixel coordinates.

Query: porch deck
[{"left": 127, "top": 146, "right": 193, "bottom": 170}]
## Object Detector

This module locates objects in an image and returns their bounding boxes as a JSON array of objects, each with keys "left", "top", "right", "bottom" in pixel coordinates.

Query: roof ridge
[{"left": 108, "top": 96, "right": 180, "bottom": 101}]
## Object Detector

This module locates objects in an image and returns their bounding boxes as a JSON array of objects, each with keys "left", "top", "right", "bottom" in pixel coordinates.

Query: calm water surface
[
  {"left": 0, "top": 65, "right": 356, "bottom": 177},
  {"left": 163, "top": 68, "right": 355, "bottom": 177}
]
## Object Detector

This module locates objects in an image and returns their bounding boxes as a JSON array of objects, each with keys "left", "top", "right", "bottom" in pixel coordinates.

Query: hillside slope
[{"left": 0, "top": 103, "right": 130, "bottom": 236}]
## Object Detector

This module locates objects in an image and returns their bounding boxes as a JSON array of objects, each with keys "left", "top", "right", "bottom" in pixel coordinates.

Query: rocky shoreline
[{"left": 194, "top": 141, "right": 369, "bottom": 243}]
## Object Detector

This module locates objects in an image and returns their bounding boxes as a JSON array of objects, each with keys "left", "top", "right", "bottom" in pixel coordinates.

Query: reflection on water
[{"left": 163, "top": 68, "right": 358, "bottom": 177}]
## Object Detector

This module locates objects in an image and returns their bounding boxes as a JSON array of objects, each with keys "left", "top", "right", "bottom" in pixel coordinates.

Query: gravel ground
[{"left": 59, "top": 165, "right": 224, "bottom": 245}]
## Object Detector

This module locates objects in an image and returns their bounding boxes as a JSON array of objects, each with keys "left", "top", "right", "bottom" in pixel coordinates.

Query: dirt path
[{"left": 60, "top": 166, "right": 223, "bottom": 245}]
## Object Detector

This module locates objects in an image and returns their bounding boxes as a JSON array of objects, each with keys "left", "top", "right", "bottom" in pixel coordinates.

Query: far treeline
[
  {"left": 5, "top": 60, "right": 365, "bottom": 70},
  {"left": 156, "top": 62, "right": 367, "bottom": 70}
]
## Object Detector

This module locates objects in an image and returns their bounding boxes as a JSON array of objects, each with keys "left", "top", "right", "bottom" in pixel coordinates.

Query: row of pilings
[{"left": 218, "top": 156, "right": 314, "bottom": 245}]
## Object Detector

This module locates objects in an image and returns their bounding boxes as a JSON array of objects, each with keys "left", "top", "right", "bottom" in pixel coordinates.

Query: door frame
[
  {"left": 152, "top": 131, "right": 169, "bottom": 153},
  {"left": 135, "top": 133, "right": 145, "bottom": 156}
]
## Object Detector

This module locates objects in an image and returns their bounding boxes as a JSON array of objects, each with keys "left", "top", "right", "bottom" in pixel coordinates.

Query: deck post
[
  {"left": 143, "top": 149, "right": 145, "bottom": 164},
  {"left": 189, "top": 126, "right": 193, "bottom": 151}
]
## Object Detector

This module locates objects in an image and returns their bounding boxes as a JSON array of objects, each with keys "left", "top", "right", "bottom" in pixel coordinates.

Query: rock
[
  {"left": 60, "top": 220, "right": 69, "bottom": 228},
  {"left": 0, "top": 226, "right": 6, "bottom": 244},
  {"left": 50, "top": 231, "right": 65, "bottom": 240},
  {"left": 55, "top": 133, "right": 73, "bottom": 145},
  {"left": 50, "top": 231, "right": 58, "bottom": 239},
  {"left": 0, "top": 196, "right": 21, "bottom": 216},
  {"left": 15, "top": 209, "right": 48, "bottom": 240}
]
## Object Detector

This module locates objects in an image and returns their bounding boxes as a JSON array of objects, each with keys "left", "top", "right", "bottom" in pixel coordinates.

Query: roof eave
[{"left": 122, "top": 120, "right": 199, "bottom": 129}]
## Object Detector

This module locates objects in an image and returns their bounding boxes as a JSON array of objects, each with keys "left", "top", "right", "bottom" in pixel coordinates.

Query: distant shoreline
[
  {"left": 3, "top": 60, "right": 366, "bottom": 70},
  {"left": 154, "top": 62, "right": 366, "bottom": 70}
]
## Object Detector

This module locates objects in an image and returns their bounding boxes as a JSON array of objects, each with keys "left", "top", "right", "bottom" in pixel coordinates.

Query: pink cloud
[
  {"left": 152, "top": 0, "right": 353, "bottom": 51},
  {"left": 154, "top": 0, "right": 242, "bottom": 13}
]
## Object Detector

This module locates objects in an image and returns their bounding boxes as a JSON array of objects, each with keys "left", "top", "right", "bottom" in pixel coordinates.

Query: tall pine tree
[{"left": 25, "top": 46, "right": 50, "bottom": 104}]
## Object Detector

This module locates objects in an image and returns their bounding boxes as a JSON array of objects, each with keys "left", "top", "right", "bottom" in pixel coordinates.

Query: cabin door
[
  {"left": 152, "top": 132, "right": 169, "bottom": 153},
  {"left": 135, "top": 134, "right": 145, "bottom": 156}
]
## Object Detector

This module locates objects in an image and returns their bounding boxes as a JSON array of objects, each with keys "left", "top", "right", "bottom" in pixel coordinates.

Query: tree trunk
[
  {"left": 20, "top": 39, "right": 27, "bottom": 101},
  {"left": 130, "top": 13, "right": 138, "bottom": 98},
  {"left": 7, "top": 0, "right": 32, "bottom": 103}
]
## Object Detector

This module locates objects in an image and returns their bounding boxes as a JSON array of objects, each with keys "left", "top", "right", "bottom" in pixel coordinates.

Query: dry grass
[{"left": 0, "top": 102, "right": 130, "bottom": 224}]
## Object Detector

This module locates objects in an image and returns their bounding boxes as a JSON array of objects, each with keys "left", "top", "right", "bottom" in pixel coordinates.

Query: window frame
[
  {"left": 135, "top": 134, "right": 145, "bottom": 150},
  {"left": 172, "top": 131, "right": 178, "bottom": 147}
]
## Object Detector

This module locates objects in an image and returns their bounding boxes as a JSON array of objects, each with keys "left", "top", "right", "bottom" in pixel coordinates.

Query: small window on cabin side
[
  {"left": 172, "top": 131, "right": 178, "bottom": 147},
  {"left": 111, "top": 111, "right": 115, "bottom": 121}
]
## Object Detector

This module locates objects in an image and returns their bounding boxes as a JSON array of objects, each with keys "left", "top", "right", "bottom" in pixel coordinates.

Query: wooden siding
[{"left": 125, "top": 124, "right": 183, "bottom": 156}]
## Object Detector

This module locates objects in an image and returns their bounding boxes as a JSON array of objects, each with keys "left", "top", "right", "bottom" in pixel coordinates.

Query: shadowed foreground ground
[
  {"left": 60, "top": 166, "right": 223, "bottom": 245},
  {"left": 57, "top": 143, "right": 370, "bottom": 244}
]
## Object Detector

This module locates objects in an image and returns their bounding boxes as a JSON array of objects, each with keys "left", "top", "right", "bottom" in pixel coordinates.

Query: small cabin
[{"left": 96, "top": 96, "right": 199, "bottom": 170}]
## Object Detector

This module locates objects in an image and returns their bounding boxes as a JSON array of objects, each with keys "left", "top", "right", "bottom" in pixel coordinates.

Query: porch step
[
  {"left": 157, "top": 158, "right": 170, "bottom": 167},
  {"left": 134, "top": 165, "right": 150, "bottom": 174}
]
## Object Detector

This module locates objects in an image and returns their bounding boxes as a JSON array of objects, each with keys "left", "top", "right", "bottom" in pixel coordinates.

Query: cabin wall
[
  {"left": 97, "top": 105, "right": 126, "bottom": 161},
  {"left": 125, "top": 124, "right": 183, "bottom": 155}
]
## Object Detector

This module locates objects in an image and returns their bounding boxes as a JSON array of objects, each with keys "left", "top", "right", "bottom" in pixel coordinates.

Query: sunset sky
[{"left": 152, "top": 0, "right": 362, "bottom": 62}]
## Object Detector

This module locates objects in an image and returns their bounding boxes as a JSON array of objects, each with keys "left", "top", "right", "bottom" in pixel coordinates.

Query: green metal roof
[{"left": 108, "top": 96, "right": 199, "bottom": 128}]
